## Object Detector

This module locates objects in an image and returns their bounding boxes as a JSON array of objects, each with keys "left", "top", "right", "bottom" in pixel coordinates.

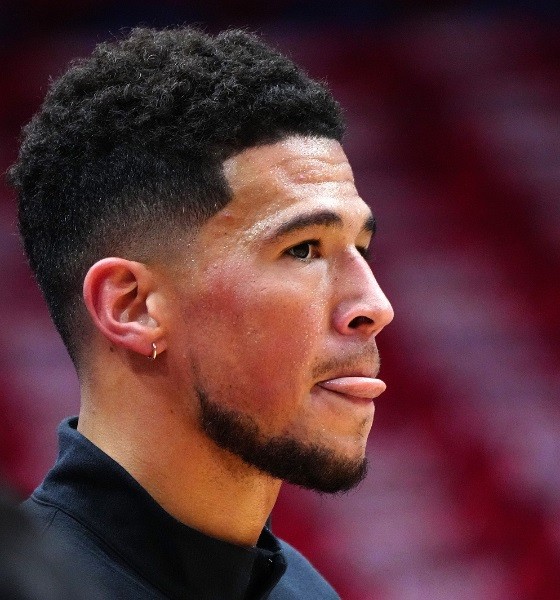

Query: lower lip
[
  {"left": 310, "top": 385, "right": 376, "bottom": 422},
  {"left": 316, "top": 387, "right": 373, "bottom": 404}
]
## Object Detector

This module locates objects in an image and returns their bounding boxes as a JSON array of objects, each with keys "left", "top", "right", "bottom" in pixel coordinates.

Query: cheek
[{"left": 191, "top": 272, "right": 327, "bottom": 409}]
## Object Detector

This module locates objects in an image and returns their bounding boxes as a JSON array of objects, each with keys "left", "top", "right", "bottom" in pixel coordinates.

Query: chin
[{"left": 198, "top": 386, "right": 369, "bottom": 493}]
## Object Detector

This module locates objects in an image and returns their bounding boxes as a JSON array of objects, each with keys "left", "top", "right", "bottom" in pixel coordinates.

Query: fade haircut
[{"left": 8, "top": 27, "right": 344, "bottom": 366}]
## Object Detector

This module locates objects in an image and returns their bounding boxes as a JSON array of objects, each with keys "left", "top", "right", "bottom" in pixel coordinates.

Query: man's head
[
  {"left": 9, "top": 27, "right": 343, "bottom": 364},
  {"left": 9, "top": 28, "right": 393, "bottom": 494}
]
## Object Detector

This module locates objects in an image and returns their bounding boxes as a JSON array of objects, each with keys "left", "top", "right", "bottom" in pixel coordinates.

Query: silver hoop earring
[{"left": 149, "top": 342, "right": 157, "bottom": 361}]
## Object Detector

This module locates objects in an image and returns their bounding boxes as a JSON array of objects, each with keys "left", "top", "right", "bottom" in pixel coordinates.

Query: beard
[{"left": 197, "top": 387, "right": 368, "bottom": 494}]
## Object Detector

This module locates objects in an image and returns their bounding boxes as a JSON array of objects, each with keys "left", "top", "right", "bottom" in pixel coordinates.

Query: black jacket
[{"left": 23, "top": 418, "right": 339, "bottom": 599}]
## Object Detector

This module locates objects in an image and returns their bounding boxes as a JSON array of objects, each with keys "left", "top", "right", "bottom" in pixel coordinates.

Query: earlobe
[{"left": 83, "top": 257, "right": 166, "bottom": 358}]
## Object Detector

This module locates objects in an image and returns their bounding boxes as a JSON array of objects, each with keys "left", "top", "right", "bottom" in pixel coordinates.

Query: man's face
[{"left": 164, "top": 136, "right": 393, "bottom": 492}]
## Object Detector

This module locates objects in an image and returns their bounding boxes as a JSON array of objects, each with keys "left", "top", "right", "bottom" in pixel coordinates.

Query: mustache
[{"left": 311, "top": 344, "right": 381, "bottom": 381}]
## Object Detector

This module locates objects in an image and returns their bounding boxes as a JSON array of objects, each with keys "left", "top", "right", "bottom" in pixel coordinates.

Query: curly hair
[{"left": 8, "top": 27, "right": 344, "bottom": 365}]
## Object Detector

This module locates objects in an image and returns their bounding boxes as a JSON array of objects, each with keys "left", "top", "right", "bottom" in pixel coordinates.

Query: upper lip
[{"left": 313, "top": 347, "right": 381, "bottom": 384}]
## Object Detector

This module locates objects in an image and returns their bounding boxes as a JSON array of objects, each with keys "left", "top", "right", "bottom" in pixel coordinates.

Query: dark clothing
[
  {"left": 23, "top": 418, "right": 339, "bottom": 599},
  {"left": 0, "top": 484, "right": 98, "bottom": 600}
]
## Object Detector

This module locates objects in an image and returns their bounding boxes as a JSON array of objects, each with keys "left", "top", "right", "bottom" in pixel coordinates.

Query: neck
[{"left": 78, "top": 368, "right": 281, "bottom": 547}]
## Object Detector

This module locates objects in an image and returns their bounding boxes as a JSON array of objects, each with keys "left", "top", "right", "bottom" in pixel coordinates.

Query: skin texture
[{"left": 78, "top": 136, "right": 393, "bottom": 546}]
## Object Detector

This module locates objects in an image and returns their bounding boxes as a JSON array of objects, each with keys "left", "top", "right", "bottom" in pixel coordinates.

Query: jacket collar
[{"left": 33, "top": 417, "right": 286, "bottom": 599}]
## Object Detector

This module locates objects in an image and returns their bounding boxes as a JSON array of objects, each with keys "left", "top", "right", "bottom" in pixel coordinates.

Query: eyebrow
[{"left": 266, "top": 209, "right": 376, "bottom": 242}]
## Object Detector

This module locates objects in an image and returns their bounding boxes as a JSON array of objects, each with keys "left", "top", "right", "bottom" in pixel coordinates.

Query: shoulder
[
  {"left": 21, "top": 497, "right": 165, "bottom": 600},
  {"left": 270, "top": 538, "right": 340, "bottom": 599}
]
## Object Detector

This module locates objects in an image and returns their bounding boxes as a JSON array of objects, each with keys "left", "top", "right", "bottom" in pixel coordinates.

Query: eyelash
[
  {"left": 358, "top": 245, "right": 373, "bottom": 260},
  {"left": 286, "top": 240, "right": 320, "bottom": 261},
  {"left": 286, "top": 241, "right": 372, "bottom": 261}
]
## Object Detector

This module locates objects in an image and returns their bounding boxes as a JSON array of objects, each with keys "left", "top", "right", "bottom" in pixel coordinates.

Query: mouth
[{"left": 316, "top": 376, "right": 386, "bottom": 401}]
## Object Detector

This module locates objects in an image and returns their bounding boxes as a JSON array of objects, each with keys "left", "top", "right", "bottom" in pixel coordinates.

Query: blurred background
[{"left": 1, "top": 1, "right": 559, "bottom": 598}]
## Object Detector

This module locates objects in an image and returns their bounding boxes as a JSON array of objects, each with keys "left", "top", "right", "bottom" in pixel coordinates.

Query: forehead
[
  {"left": 223, "top": 136, "right": 354, "bottom": 192},
  {"left": 217, "top": 136, "right": 369, "bottom": 235}
]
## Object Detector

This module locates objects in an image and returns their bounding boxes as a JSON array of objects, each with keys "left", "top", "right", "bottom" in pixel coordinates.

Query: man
[{"left": 9, "top": 27, "right": 393, "bottom": 599}]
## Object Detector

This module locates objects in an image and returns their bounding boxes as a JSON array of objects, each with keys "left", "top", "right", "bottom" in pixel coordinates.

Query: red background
[{"left": 1, "top": 2, "right": 559, "bottom": 598}]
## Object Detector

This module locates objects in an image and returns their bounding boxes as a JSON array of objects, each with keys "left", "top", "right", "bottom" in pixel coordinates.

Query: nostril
[{"left": 348, "top": 315, "right": 373, "bottom": 329}]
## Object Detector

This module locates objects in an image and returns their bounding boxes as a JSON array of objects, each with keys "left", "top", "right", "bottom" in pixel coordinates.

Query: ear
[{"left": 83, "top": 257, "right": 166, "bottom": 358}]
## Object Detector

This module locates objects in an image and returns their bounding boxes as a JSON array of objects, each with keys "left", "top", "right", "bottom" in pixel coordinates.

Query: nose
[{"left": 332, "top": 253, "right": 394, "bottom": 338}]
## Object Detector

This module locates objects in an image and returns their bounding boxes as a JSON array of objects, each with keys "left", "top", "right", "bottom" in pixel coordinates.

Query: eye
[{"left": 286, "top": 241, "right": 320, "bottom": 261}]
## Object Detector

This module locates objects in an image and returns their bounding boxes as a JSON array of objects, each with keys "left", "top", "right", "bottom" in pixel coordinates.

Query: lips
[{"left": 317, "top": 376, "right": 386, "bottom": 400}]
